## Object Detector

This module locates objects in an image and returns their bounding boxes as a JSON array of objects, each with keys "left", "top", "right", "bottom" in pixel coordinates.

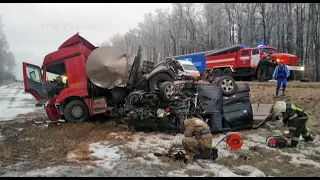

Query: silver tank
[{"left": 86, "top": 46, "right": 134, "bottom": 89}]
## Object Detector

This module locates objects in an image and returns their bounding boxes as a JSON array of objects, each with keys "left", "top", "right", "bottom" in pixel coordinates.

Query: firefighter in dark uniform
[
  {"left": 257, "top": 54, "right": 272, "bottom": 82},
  {"left": 273, "top": 101, "right": 314, "bottom": 147},
  {"left": 182, "top": 117, "right": 215, "bottom": 159}
]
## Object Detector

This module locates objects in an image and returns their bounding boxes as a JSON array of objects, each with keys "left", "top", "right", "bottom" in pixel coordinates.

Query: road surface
[{"left": 0, "top": 82, "right": 42, "bottom": 121}]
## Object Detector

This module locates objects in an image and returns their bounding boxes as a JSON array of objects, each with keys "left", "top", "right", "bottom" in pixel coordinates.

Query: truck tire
[
  {"left": 64, "top": 100, "right": 89, "bottom": 123},
  {"left": 212, "top": 69, "right": 222, "bottom": 77},
  {"left": 149, "top": 73, "right": 174, "bottom": 92},
  {"left": 159, "top": 81, "right": 176, "bottom": 101},
  {"left": 222, "top": 68, "right": 233, "bottom": 77},
  {"left": 217, "top": 76, "right": 237, "bottom": 96}
]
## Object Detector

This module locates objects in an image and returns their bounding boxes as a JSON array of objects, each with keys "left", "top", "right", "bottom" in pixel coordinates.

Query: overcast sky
[{"left": 0, "top": 3, "right": 172, "bottom": 80}]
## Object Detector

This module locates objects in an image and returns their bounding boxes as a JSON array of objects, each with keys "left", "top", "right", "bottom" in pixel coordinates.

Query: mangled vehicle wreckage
[{"left": 22, "top": 33, "right": 254, "bottom": 134}]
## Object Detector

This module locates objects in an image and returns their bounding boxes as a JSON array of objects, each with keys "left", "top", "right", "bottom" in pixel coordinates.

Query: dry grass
[
  {"left": 185, "top": 168, "right": 205, "bottom": 176},
  {"left": 0, "top": 120, "right": 131, "bottom": 171},
  {"left": 230, "top": 168, "right": 251, "bottom": 176},
  {"left": 65, "top": 142, "right": 102, "bottom": 165},
  {"left": 305, "top": 154, "right": 320, "bottom": 163},
  {"left": 217, "top": 145, "right": 320, "bottom": 177},
  {"left": 151, "top": 159, "right": 187, "bottom": 172},
  {"left": 204, "top": 171, "right": 216, "bottom": 177},
  {"left": 159, "top": 135, "right": 173, "bottom": 141},
  {"left": 122, "top": 146, "right": 144, "bottom": 159}
]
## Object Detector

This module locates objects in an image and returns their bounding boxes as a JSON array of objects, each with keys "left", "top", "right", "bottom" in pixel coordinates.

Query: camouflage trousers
[{"left": 182, "top": 137, "right": 211, "bottom": 158}]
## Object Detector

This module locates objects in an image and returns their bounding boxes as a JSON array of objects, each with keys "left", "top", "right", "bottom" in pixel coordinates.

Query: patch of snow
[
  {"left": 282, "top": 152, "right": 320, "bottom": 168},
  {"left": 89, "top": 142, "right": 121, "bottom": 170},
  {"left": 0, "top": 82, "right": 42, "bottom": 121},
  {"left": 67, "top": 153, "right": 78, "bottom": 159},
  {"left": 167, "top": 169, "right": 189, "bottom": 177},
  {"left": 236, "top": 165, "right": 266, "bottom": 177},
  {"left": 2, "top": 165, "right": 110, "bottom": 177},
  {"left": 0, "top": 131, "right": 3, "bottom": 140}
]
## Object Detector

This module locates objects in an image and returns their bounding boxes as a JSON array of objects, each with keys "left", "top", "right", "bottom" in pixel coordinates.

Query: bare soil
[{"left": 248, "top": 81, "right": 320, "bottom": 134}]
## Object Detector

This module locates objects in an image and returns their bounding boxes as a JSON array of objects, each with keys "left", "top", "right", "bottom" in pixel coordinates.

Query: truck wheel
[
  {"left": 159, "top": 81, "right": 176, "bottom": 101},
  {"left": 149, "top": 73, "right": 174, "bottom": 92},
  {"left": 64, "top": 100, "right": 89, "bottom": 123},
  {"left": 212, "top": 69, "right": 222, "bottom": 77},
  {"left": 223, "top": 68, "right": 233, "bottom": 77},
  {"left": 218, "top": 76, "right": 237, "bottom": 96}
]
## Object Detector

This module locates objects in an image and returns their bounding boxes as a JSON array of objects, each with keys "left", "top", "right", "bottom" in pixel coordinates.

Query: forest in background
[
  {"left": 101, "top": 3, "right": 320, "bottom": 81},
  {"left": 0, "top": 16, "right": 16, "bottom": 84}
]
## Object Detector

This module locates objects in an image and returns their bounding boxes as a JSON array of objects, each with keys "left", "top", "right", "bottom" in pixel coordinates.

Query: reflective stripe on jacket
[{"left": 283, "top": 103, "right": 308, "bottom": 123}]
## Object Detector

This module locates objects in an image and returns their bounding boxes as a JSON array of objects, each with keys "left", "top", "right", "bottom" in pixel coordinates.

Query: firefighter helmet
[{"left": 273, "top": 101, "right": 287, "bottom": 116}]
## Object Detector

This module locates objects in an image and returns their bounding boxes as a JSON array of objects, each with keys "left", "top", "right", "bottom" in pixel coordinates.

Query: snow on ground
[
  {"left": 2, "top": 129, "right": 320, "bottom": 177},
  {"left": 0, "top": 82, "right": 42, "bottom": 121},
  {"left": 1, "top": 82, "right": 320, "bottom": 176}
]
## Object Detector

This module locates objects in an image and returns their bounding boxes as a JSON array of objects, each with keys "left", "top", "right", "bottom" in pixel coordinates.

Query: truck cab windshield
[
  {"left": 261, "top": 48, "right": 277, "bottom": 54},
  {"left": 45, "top": 63, "right": 67, "bottom": 98}
]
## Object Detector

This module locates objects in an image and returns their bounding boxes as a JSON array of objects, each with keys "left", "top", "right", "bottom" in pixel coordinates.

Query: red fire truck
[{"left": 205, "top": 45, "right": 304, "bottom": 80}]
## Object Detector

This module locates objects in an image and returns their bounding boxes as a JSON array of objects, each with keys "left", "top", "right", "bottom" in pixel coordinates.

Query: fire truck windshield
[{"left": 261, "top": 48, "right": 277, "bottom": 54}]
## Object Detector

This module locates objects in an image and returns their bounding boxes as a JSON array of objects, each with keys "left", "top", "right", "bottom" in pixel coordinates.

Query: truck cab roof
[{"left": 43, "top": 33, "right": 96, "bottom": 66}]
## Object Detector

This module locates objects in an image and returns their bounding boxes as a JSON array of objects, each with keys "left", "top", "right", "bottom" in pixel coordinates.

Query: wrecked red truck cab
[{"left": 23, "top": 33, "right": 98, "bottom": 121}]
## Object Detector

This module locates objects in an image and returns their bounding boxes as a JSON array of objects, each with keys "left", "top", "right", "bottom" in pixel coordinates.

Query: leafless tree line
[
  {"left": 0, "top": 16, "right": 16, "bottom": 83},
  {"left": 100, "top": 3, "right": 320, "bottom": 81}
]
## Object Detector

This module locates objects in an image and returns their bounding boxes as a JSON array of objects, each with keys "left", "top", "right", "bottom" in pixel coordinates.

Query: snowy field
[
  {"left": 1, "top": 82, "right": 320, "bottom": 177},
  {"left": 0, "top": 82, "right": 42, "bottom": 121},
  {"left": 2, "top": 126, "right": 320, "bottom": 177}
]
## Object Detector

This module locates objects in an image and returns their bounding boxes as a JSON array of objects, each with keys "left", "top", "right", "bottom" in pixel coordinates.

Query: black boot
[
  {"left": 210, "top": 148, "right": 218, "bottom": 161},
  {"left": 303, "top": 135, "right": 314, "bottom": 142},
  {"left": 289, "top": 140, "right": 298, "bottom": 148}
]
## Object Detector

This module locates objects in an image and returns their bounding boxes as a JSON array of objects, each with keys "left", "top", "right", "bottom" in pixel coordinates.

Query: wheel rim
[
  {"left": 221, "top": 79, "right": 234, "bottom": 92},
  {"left": 155, "top": 80, "right": 166, "bottom": 90},
  {"left": 71, "top": 106, "right": 84, "bottom": 119},
  {"left": 164, "top": 84, "right": 175, "bottom": 97}
]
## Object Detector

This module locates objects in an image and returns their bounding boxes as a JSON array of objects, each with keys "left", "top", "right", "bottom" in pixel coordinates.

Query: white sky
[{"left": 0, "top": 3, "right": 172, "bottom": 80}]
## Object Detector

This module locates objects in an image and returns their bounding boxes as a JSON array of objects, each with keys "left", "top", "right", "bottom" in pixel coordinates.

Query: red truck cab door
[
  {"left": 23, "top": 62, "right": 60, "bottom": 121},
  {"left": 22, "top": 62, "right": 46, "bottom": 101}
]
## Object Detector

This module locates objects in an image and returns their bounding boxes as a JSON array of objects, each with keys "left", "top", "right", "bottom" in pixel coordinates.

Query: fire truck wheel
[
  {"left": 212, "top": 69, "right": 222, "bottom": 77},
  {"left": 149, "top": 73, "right": 174, "bottom": 92},
  {"left": 64, "top": 100, "right": 89, "bottom": 123},
  {"left": 222, "top": 68, "right": 233, "bottom": 77},
  {"left": 217, "top": 76, "right": 237, "bottom": 96},
  {"left": 159, "top": 81, "right": 176, "bottom": 101}
]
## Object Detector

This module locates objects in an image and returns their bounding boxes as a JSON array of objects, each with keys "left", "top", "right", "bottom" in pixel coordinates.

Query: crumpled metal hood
[{"left": 86, "top": 46, "right": 134, "bottom": 89}]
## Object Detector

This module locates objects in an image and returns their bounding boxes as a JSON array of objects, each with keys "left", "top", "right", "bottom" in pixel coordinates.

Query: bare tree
[
  {"left": 0, "top": 15, "right": 16, "bottom": 83},
  {"left": 99, "top": 3, "right": 320, "bottom": 81}
]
